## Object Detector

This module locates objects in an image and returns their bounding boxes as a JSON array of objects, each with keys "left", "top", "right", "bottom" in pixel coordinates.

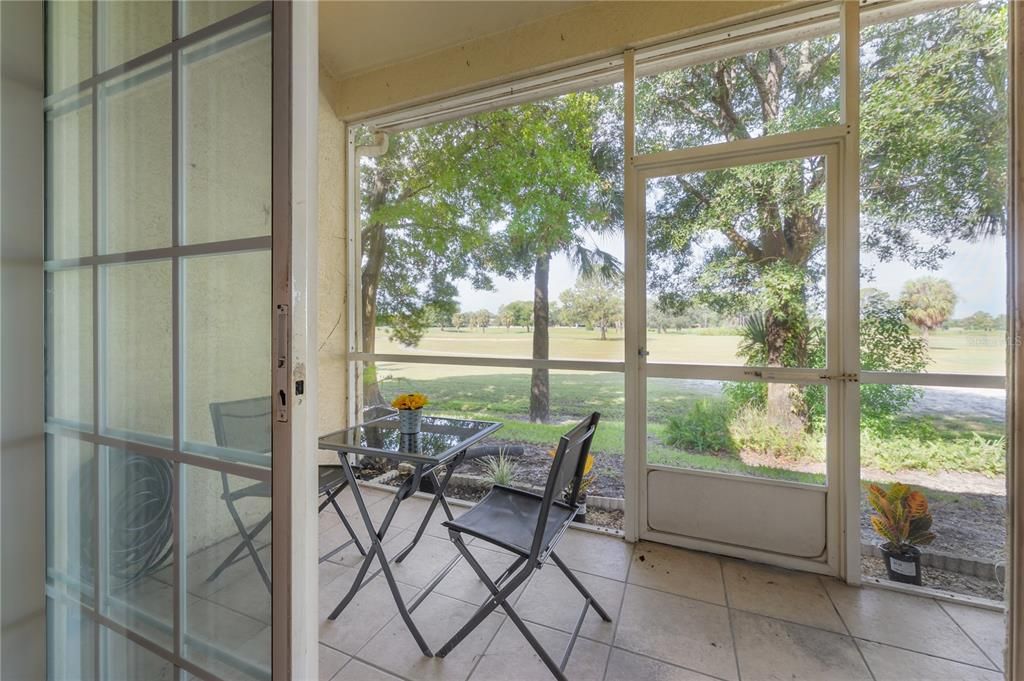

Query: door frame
[
  {"left": 272, "top": 2, "right": 319, "bottom": 679},
  {"left": 625, "top": 129, "right": 850, "bottom": 576}
]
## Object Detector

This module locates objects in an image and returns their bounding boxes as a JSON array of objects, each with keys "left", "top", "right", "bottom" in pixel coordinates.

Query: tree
[
  {"left": 559, "top": 277, "right": 624, "bottom": 340},
  {"left": 497, "top": 300, "right": 533, "bottom": 331},
  {"left": 960, "top": 311, "right": 997, "bottom": 331},
  {"left": 640, "top": 2, "right": 1004, "bottom": 426},
  {"left": 358, "top": 122, "right": 504, "bottom": 403},
  {"left": 359, "top": 89, "right": 621, "bottom": 420},
  {"left": 479, "top": 90, "right": 622, "bottom": 422},
  {"left": 451, "top": 312, "right": 467, "bottom": 331},
  {"left": 899, "top": 277, "right": 957, "bottom": 338},
  {"left": 471, "top": 309, "right": 493, "bottom": 333},
  {"left": 425, "top": 303, "right": 455, "bottom": 331}
]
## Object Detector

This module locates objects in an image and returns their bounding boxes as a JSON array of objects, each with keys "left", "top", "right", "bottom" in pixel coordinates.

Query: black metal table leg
[
  {"left": 394, "top": 454, "right": 462, "bottom": 564},
  {"left": 327, "top": 456, "right": 434, "bottom": 656}
]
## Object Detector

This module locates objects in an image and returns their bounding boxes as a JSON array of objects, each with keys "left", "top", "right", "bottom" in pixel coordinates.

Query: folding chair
[
  {"left": 206, "top": 397, "right": 366, "bottom": 591},
  {"left": 435, "top": 412, "right": 611, "bottom": 681}
]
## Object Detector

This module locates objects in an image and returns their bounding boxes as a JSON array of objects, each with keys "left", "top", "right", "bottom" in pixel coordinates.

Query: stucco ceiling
[{"left": 319, "top": 1, "right": 585, "bottom": 80}]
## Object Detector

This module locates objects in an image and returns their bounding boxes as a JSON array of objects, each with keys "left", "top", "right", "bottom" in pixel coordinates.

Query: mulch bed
[
  {"left": 861, "top": 556, "right": 1004, "bottom": 602},
  {"left": 465, "top": 438, "right": 625, "bottom": 499},
  {"left": 860, "top": 489, "right": 1006, "bottom": 564},
  {"left": 376, "top": 457, "right": 625, "bottom": 530}
]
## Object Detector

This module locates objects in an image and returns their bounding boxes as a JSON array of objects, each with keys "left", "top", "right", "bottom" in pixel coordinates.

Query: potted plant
[
  {"left": 550, "top": 449, "right": 597, "bottom": 521},
  {"left": 867, "top": 482, "right": 935, "bottom": 585},
  {"left": 391, "top": 392, "right": 429, "bottom": 434}
]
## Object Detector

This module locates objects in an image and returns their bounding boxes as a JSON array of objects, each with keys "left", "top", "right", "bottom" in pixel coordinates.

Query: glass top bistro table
[{"left": 318, "top": 413, "right": 502, "bottom": 656}]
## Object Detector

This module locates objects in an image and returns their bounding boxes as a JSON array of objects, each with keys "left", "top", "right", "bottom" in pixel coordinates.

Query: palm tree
[{"left": 899, "top": 277, "right": 957, "bottom": 339}]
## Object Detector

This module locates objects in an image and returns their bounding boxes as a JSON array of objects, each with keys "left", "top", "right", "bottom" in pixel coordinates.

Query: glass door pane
[
  {"left": 645, "top": 156, "right": 828, "bottom": 368},
  {"left": 45, "top": 3, "right": 278, "bottom": 679},
  {"left": 643, "top": 152, "right": 832, "bottom": 483}
]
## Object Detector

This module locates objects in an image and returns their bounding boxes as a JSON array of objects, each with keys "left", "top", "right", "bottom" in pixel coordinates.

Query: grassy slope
[
  {"left": 371, "top": 327, "right": 1006, "bottom": 484},
  {"left": 376, "top": 326, "right": 1008, "bottom": 375}
]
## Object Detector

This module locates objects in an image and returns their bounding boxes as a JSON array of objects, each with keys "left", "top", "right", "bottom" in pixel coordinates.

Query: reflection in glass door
[
  {"left": 637, "top": 144, "right": 842, "bottom": 570},
  {"left": 45, "top": 3, "right": 277, "bottom": 679}
]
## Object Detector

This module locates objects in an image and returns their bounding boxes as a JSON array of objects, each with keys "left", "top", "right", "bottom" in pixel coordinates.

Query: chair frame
[
  {"left": 206, "top": 398, "right": 366, "bottom": 592},
  {"left": 436, "top": 412, "right": 611, "bottom": 681}
]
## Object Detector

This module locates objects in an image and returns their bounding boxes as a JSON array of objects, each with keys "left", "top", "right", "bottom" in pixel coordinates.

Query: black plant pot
[
  {"left": 563, "top": 491, "right": 588, "bottom": 522},
  {"left": 572, "top": 496, "right": 588, "bottom": 522},
  {"left": 880, "top": 543, "right": 922, "bottom": 585}
]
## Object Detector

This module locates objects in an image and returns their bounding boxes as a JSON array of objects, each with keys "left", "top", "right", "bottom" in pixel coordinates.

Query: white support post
[
  {"left": 291, "top": 1, "right": 319, "bottom": 678},
  {"left": 1007, "top": 0, "right": 1023, "bottom": 675},
  {"left": 622, "top": 49, "right": 642, "bottom": 543},
  {"left": 839, "top": 0, "right": 861, "bottom": 585}
]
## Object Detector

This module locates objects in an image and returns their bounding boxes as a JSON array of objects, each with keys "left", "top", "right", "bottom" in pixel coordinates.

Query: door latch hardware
[
  {"left": 275, "top": 304, "right": 290, "bottom": 422},
  {"left": 819, "top": 373, "right": 859, "bottom": 382}
]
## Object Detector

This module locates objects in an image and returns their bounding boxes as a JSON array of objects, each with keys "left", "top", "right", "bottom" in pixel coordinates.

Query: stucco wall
[{"left": 318, "top": 78, "right": 349, "bottom": 445}]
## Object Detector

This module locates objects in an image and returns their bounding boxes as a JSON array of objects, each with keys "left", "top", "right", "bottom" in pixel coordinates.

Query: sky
[{"left": 455, "top": 231, "right": 1006, "bottom": 318}]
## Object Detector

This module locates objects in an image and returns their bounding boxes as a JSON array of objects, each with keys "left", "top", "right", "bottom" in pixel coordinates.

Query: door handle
[{"left": 275, "top": 304, "right": 289, "bottom": 422}]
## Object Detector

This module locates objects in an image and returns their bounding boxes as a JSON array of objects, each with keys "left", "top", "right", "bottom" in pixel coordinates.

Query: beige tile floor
[{"left": 317, "top": 485, "right": 1008, "bottom": 681}]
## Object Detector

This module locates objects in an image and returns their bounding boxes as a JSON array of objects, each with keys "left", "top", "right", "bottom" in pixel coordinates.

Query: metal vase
[{"left": 398, "top": 408, "right": 423, "bottom": 434}]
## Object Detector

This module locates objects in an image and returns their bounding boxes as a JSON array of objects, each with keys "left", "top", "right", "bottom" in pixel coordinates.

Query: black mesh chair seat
[{"left": 444, "top": 486, "right": 574, "bottom": 557}]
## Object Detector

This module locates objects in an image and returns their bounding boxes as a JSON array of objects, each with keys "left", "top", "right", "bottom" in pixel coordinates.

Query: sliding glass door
[{"left": 45, "top": 2, "right": 284, "bottom": 679}]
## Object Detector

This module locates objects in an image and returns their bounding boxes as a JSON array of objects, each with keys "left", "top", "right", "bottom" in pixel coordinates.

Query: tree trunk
[
  {"left": 360, "top": 176, "right": 389, "bottom": 409},
  {"left": 530, "top": 254, "right": 551, "bottom": 423},
  {"left": 600, "top": 322, "right": 608, "bottom": 340}
]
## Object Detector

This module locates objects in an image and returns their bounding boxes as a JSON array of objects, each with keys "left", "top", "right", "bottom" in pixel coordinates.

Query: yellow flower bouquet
[
  {"left": 392, "top": 393, "right": 429, "bottom": 434},
  {"left": 391, "top": 392, "right": 429, "bottom": 410}
]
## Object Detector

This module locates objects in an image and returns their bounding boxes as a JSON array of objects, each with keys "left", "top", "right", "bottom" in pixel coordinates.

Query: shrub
[
  {"left": 860, "top": 427, "right": 1004, "bottom": 477},
  {"left": 664, "top": 400, "right": 735, "bottom": 453},
  {"left": 478, "top": 449, "right": 522, "bottom": 487},
  {"left": 729, "top": 406, "right": 823, "bottom": 462}
]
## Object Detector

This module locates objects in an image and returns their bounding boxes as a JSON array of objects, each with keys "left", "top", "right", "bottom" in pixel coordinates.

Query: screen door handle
[{"left": 275, "top": 304, "right": 289, "bottom": 422}]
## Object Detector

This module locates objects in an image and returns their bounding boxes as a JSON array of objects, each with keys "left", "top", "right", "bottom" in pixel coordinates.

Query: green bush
[
  {"left": 729, "top": 406, "right": 823, "bottom": 462},
  {"left": 664, "top": 400, "right": 735, "bottom": 453},
  {"left": 861, "top": 427, "right": 1004, "bottom": 477}
]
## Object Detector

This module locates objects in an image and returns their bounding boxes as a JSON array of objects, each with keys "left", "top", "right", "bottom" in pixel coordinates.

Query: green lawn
[
  {"left": 373, "top": 361, "right": 1006, "bottom": 485},
  {"left": 376, "top": 326, "right": 1006, "bottom": 374}
]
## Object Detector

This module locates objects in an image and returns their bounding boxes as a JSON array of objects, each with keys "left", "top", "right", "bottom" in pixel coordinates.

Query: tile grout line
[
  {"left": 599, "top": 540, "right": 635, "bottom": 681},
  {"left": 349, "top": 654, "right": 419, "bottom": 681},
  {"left": 606, "top": 645, "right": 735, "bottom": 681},
  {"left": 850, "top": 634, "right": 1008, "bottom": 674},
  {"left": 721, "top": 559, "right": 743, "bottom": 681},
  {"left": 462, "top": 562, "right": 534, "bottom": 681},
  {"left": 936, "top": 599, "right": 1003, "bottom": 673},
  {"left": 818, "top": 574, "right": 877, "bottom": 681},
  {"left": 817, "top": 575, "right": 1002, "bottom": 674}
]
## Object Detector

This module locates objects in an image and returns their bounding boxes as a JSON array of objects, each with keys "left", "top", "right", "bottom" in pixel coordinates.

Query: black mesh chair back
[
  {"left": 530, "top": 412, "right": 600, "bottom": 562},
  {"left": 209, "top": 396, "right": 272, "bottom": 454}
]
